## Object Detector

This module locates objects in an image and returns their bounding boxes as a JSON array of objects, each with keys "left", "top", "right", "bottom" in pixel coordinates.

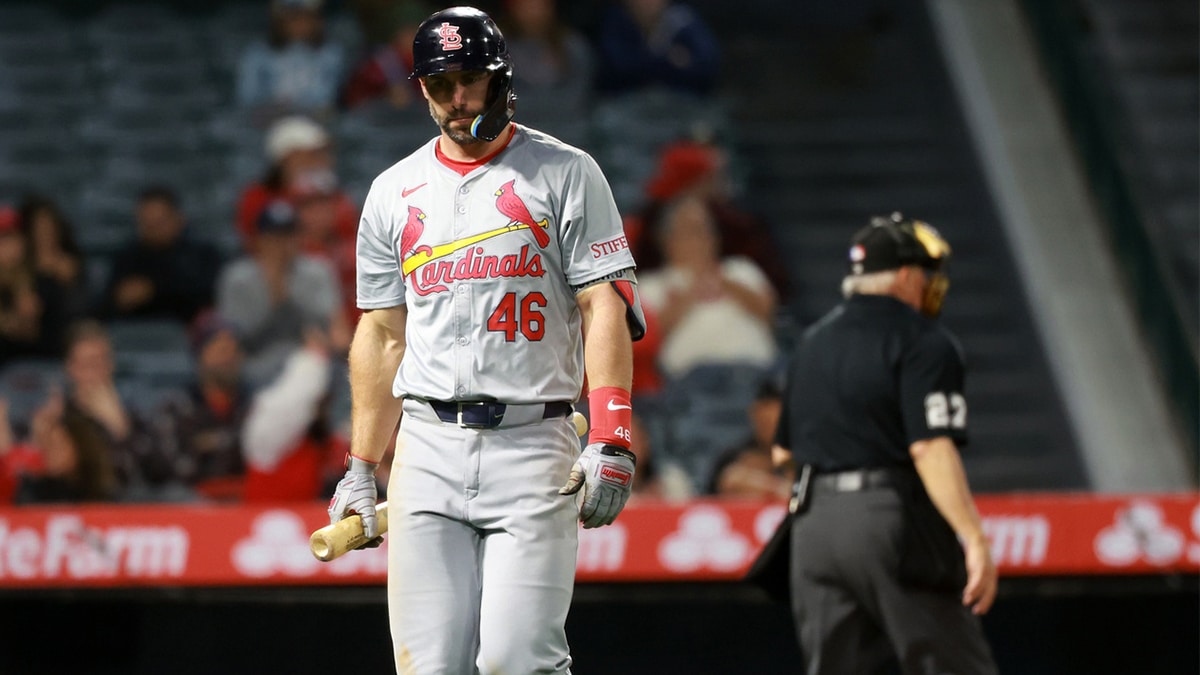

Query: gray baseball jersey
[{"left": 357, "top": 124, "right": 637, "bottom": 403}]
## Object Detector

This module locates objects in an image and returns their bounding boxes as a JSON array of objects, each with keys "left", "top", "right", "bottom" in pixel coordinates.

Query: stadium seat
[
  {"left": 658, "top": 363, "right": 773, "bottom": 491},
  {"left": 106, "top": 318, "right": 196, "bottom": 388}
]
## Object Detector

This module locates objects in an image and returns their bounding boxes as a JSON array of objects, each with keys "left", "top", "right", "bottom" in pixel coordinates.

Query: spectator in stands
[
  {"left": 60, "top": 320, "right": 176, "bottom": 500},
  {"left": 705, "top": 376, "right": 793, "bottom": 499},
  {"left": 637, "top": 196, "right": 778, "bottom": 379},
  {"left": 498, "top": 0, "right": 595, "bottom": 111},
  {"left": 217, "top": 200, "right": 348, "bottom": 388},
  {"left": 340, "top": 1, "right": 429, "bottom": 111},
  {"left": 17, "top": 194, "right": 89, "bottom": 318},
  {"left": 593, "top": 0, "right": 720, "bottom": 97},
  {"left": 291, "top": 170, "right": 359, "bottom": 325},
  {"left": 630, "top": 139, "right": 790, "bottom": 299},
  {"left": 241, "top": 326, "right": 348, "bottom": 501},
  {"left": 0, "top": 204, "right": 75, "bottom": 362},
  {"left": 154, "top": 311, "right": 251, "bottom": 501},
  {"left": 236, "top": 115, "right": 358, "bottom": 252},
  {"left": 9, "top": 389, "right": 119, "bottom": 504},
  {"left": 103, "top": 186, "right": 223, "bottom": 325},
  {"left": 235, "top": 0, "right": 346, "bottom": 116}
]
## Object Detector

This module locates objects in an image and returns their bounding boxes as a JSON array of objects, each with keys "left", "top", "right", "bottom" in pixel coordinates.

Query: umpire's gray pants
[{"left": 789, "top": 486, "right": 998, "bottom": 675}]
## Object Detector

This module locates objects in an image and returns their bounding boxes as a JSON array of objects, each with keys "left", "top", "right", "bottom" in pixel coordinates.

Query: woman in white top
[{"left": 637, "top": 196, "right": 778, "bottom": 378}]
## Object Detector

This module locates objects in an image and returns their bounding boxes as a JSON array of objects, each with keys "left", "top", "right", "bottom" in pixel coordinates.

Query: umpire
[{"left": 772, "top": 213, "right": 998, "bottom": 674}]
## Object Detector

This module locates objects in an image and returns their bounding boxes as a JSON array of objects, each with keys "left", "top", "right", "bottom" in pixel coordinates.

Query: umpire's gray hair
[{"left": 841, "top": 270, "right": 899, "bottom": 298}]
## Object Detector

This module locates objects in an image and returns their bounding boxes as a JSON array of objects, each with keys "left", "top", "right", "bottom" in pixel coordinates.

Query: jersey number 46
[{"left": 487, "top": 292, "right": 547, "bottom": 342}]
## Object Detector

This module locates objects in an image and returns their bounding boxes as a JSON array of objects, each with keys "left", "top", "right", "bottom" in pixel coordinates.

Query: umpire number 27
[
  {"left": 924, "top": 392, "right": 967, "bottom": 429},
  {"left": 487, "top": 292, "right": 547, "bottom": 341}
]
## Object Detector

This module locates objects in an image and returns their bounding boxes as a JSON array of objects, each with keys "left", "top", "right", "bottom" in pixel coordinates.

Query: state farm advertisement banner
[{"left": 0, "top": 494, "right": 1196, "bottom": 588}]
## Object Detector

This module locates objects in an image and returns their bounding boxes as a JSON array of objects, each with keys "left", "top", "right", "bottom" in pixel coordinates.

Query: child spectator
[
  {"left": 235, "top": 0, "right": 347, "bottom": 116},
  {"left": 593, "top": 0, "right": 720, "bottom": 97},
  {"left": 637, "top": 196, "right": 778, "bottom": 379},
  {"left": 103, "top": 186, "right": 223, "bottom": 324}
]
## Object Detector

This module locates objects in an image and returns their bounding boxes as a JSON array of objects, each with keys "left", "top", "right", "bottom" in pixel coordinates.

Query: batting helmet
[{"left": 411, "top": 6, "right": 516, "bottom": 141}]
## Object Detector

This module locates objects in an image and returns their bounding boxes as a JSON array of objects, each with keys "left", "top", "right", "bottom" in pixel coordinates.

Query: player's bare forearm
[
  {"left": 348, "top": 306, "right": 408, "bottom": 464},
  {"left": 910, "top": 436, "right": 986, "bottom": 546},
  {"left": 576, "top": 283, "right": 633, "bottom": 389}
]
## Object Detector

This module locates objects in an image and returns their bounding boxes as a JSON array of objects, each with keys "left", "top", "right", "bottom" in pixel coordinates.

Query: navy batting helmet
[{"left": 411, "top": 6, "right": 516, "bottom": 141}]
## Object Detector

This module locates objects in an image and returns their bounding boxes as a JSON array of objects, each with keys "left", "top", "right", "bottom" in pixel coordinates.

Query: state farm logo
[
  {"left": 1095, "top": 501, "right": 1185, "bottom": 567},
  {"left": 983, "top": 515, "right": 1049, "bottom": 566},
  {"left": 599, "top": 465, "right": 632, "bottom": 487},
  {"left": 232, "top": 511, "right": 386, "bottom": 578},
  {"left": 0, "top": 515, "right": 188, "bottom": 580},
  {"left": 658, "top": 505, "right": 752, "bottom": 573}
]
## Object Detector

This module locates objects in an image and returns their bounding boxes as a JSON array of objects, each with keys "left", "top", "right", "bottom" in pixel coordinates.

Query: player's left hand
[
  {"left": 328, "top": 457, "right": 381, "bottom": 540},
  {"left": 558, "top": 443, "right": 636, "bottom": 528}
]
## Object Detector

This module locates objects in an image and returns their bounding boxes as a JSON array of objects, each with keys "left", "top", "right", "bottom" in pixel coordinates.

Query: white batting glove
[
  {"left": 328, "top": 456, "right": 380, "bottom": 541},
  {"left": 558, "top": 443, "right": 637, "bottom": 528}
]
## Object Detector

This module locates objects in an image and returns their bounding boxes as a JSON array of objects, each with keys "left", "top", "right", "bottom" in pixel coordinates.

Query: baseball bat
[{"left": 310, "top": 411, "right": 589, "bottom": 562}]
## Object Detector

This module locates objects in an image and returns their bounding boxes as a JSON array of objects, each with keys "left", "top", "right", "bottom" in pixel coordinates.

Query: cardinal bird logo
[
  {"left": 400, "top": 205, "right": 433, "bottom": 260},
  {"left": 494, "top": 180, "right": 551, "bottom": 247}
]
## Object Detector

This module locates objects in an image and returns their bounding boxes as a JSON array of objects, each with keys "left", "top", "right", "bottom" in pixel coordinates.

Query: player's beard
[{"left": 430, "top": 102, "right": 483, "bottom": 146}]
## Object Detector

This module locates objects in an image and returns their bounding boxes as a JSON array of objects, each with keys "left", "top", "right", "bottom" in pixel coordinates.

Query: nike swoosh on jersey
[
  {"left": 402, "top": 183, "right": 427, "bottom": 198},
  {"left": 607, "top": 400, "right": 632, "bottom": 411}
]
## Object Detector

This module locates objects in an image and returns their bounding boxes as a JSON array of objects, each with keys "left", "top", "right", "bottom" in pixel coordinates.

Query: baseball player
[{"left": 325, "top": 7, "right": 645, "bottom": 674}]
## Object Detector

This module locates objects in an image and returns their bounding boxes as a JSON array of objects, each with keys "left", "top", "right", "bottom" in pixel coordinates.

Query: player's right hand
[
  {"left": 328, "top": 456, "right": 380, "bottom": 540},
  {"left": 558, "top": 443, "right": 637, "bottom": 528}
]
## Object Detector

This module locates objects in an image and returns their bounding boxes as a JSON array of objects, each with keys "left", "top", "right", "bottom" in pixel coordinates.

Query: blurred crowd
[{"left": 0, "top": 0, "right": 795, "bottom": 507}]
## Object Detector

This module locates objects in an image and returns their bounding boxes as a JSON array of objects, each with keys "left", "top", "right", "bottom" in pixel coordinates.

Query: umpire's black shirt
[{"left": 776, "top": 294, "right": 968, "bottom": 470}]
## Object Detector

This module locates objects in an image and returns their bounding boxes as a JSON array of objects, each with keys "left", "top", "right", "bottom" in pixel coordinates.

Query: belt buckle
[
  {"left": 456, "top": 403, "right": 484, "bottom": 429},
  {"left": 836, "top": 472, "right": 863, "bottom": 492},
  {"left": 456, "top": 402, "right": 502, "bottom": 429}
]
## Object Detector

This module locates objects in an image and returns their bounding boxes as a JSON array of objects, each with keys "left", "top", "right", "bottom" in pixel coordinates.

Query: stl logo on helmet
[{"left": 438, "top": 22, "right": 463, "bottom": 51}]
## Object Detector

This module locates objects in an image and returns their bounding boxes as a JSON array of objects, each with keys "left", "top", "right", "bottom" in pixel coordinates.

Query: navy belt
[
  {"left": 426, "top": 400, "right": 573, "bottom": 429},
  {"left": 812, "top": 467, "right": 910, "bottom": 493}
]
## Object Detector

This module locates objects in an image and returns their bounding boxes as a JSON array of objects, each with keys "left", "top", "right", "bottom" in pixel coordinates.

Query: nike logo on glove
[
  {"left": 607, "top": 400, "right": 632, "bottom": 411},
  {"left": 402, "top": 183, "right": 427, "bottom": 198}
]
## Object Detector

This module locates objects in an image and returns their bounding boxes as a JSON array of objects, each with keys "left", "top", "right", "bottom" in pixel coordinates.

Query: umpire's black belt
[
  {"left": 812, "top": 467, "right": 911, "bottom": 494},
  {"left": 422, "top": 399, "right": 573, "bottom": 429}
]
